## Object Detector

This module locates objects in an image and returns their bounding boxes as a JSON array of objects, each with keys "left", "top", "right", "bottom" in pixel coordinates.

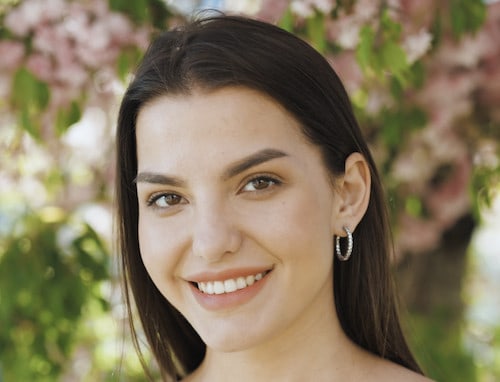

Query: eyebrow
[
  {"left": 134, "top": 148, "right": 288, "bottom": 185},
  {"left": 134, "top": 172, "right": 185, "bottom": 186},
  {"left": 222, "top": 148, "right": 288, "bottom": 180}
]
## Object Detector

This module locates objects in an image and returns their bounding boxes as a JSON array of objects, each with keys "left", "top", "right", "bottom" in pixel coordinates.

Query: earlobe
[{"left": 332, "top": 152, "right": 371, "bottom": 235}]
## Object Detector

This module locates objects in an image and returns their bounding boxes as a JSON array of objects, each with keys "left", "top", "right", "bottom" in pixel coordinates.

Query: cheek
[
  {"left": 138, "top": 216, "right": 181, "bottom": 285},
  {"left": 256, "top": 192, "right": 335, "bottom": 261}
]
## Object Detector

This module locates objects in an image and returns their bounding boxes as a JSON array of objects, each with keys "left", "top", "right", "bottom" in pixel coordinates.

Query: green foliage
[
  {"left": 108, "top": 0, "right": 173, "bottom": 28},
  {"left": 450, "top": 0, "right": 486, "bottom": 38},
  {"left": 470, "top": 164, "right": 500, "bottom": 221},
  {"left": 11, "top": 68, "right": 50, "bottom": 141},
  {"left": 306, "top": 11, "right": 326, "bottom": 53},
  {"left": 0, "top": 211, "right": 110, "bottom": 381},
  {"left": 407, "top": 311, "right": 477, "bottom": 381},
  {"left": 356, "top": 10, "right": 410, "bottom": 86},
  {"left": 117, "top": 47, "right": 144, "bottom": 82},
  {"left": 55, "top": 101, "right": 82, "bottom": 137},
  {"left": 380, "top": 106, "right": 427, "bottom": 151},
  {"left": 278, "top": 7, "right": 294, "bottom": 32},
  {"left": 108, "top": 0, "right": 150, "bottom": 24}
]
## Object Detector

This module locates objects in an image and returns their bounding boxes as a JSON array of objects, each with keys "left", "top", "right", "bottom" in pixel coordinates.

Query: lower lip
[{"left": 189, "top": 272, "right": 271, "bottom": 311}]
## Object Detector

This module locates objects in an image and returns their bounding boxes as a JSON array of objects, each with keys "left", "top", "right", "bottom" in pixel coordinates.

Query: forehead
[
  {"left": 135, "top": 87, "right": 315, "bottom": 167},
  {"left": 137, "top": 86, "right": 299, "bottom": 136}
]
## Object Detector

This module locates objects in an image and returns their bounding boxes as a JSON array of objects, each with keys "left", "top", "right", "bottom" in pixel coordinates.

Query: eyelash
[
  {"left": 239, "top": 174, "right": 282, "bottom": 193},
  {"left": 145, "top": 174, "right": 282, "bottom": 210},
  {"left": 146, "top": 193, "right": 184, "bottom": 209}
]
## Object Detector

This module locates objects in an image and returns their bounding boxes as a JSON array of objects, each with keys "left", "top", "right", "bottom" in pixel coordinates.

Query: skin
[{"left": 135, "top": 87, "right": 431, "bottom": 381}]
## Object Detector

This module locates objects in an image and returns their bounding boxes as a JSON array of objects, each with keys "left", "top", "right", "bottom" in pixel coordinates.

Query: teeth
[
  {"left": 236, "top": 277, "right": 246, "bottom": 289},
  {"left": 213, "top": 281, "right": 225, "bottom": 294},
  {"left": 197, "top": 272, "right": 267, "bottom": 295}
]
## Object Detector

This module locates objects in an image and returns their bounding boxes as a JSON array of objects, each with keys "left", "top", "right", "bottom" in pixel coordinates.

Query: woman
[{"left": 116, "top": 15, "right": 430, "bottom": 381}]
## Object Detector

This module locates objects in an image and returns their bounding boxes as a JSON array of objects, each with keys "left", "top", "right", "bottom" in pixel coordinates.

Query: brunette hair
[{"left": 116, "top": 14, "right": 422, "bottom": 380}]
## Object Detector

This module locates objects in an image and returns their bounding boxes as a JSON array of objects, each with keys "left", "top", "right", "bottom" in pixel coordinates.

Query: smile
[{"left": 196, "top": 270, "right": 271, "bottom": 295}]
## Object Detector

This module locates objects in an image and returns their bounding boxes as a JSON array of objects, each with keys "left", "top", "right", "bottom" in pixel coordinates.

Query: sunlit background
[{"left": 1, "top": 0, "right": 499, "bottom": 381}]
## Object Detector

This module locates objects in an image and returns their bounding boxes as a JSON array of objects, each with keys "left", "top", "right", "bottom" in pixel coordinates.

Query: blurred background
[{"left": 0, "top": 0, "right": 499, "bottom": 381}]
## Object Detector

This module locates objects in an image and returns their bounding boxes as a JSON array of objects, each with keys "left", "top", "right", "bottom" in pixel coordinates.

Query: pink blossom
[
  {"left": 365, "top": 87, "right": 393, "bottom": 115},
  {"left": 335, "top": 18, "right": 361, "bottom": 49},
  {"left": 398, "top": 0, "right": 437, "bottom": 30},
  {"left": 396, "top": 214, "right": 442, "bottom": 255},
  {"left": 436, "top": 34, "right": 491, "bottom": 68},
  {"left": 290, "top": 0, "right": 334, "bottom": 18},
  {"left": 474, "top": 142, "right": 499, "bottom": 169},
  {"left": 426, "top": 155, "right": 471, "bottom": 228},
  {"left": 392, "top": 143, "right": 435, "bottom": 186},
  {"left": 26, "top": 54, "right": 53, "bottom": 82},
  {"left": 311, "top": 0, "right": 334, "bottom": 14},
  {"left": 32, "top": 24, "right": 68, "bottom": 56},
  {"left": 55, "top": 62, "right": 89, "bottom": 89},
  {"left": 291, "top": 0, "right": 315, "bottom": 18},
  {"left": 415, "top": 71, "right": 477, "bottom": 111},
  {"left": 41, "top": 0, "right": 67, "bottom": 22},
  {"left": 73, "top": 21, "right": 112, "bottom": 68},
  {"left": 132, "top": 27, "right": 154, "bottom": 51},
  {"left": 0, "top": 41, "right": 25, "bottom": 70},
  {"left": 0, "top": 74, "right": 12, "bottom": 99},
  {"left": 61, "top": 11, "right": 90, "bottom": 42},
  {"left": 3, "top": 0, "right": 46, "bottom": 37},
  {"left": 403, "top": 29, "right": 433, "bottom": 64},
  {"left": 106, "top": 14, "right": 134, "bottom": 44},
  {"left": 421, "top": 119, "right": 469, "bottom": 162},
  {"left": 354, "top": 0, "right": 379, "bottom": 22},
  {"left": 328, "top": 51, "right": 363, "bottom": 93},
  {"left": 258, "top": 0, "right": 289, "bottom": 22}
]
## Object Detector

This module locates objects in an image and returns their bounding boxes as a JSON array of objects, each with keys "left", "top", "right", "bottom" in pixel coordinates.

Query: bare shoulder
[{"left": 368, "top": 357, "right": 434, "bottom": 382}]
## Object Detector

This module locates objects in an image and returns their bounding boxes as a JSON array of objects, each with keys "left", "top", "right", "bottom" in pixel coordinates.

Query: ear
[{"left": 331, "top": 152, "right": 371, "bottom": 236}]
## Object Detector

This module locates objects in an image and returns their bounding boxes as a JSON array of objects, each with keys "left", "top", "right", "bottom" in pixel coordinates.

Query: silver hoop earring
[{"left": 335, "top": 226, "right": 353, "bottom": 261}]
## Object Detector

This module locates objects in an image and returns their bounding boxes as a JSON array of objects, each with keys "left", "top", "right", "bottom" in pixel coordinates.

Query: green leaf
[
  {"left": 306, "top": 12, "right": 326, "bottom": 53},
  {"left": 11, "top": 68, "right": 51, "bottom": 140},
  {"left": 278, "top": 7, "right": 294, "bottom": 32},
  {"left": 55, "top": 102, "right": 81, "bottom": 136},
  {"left": 117, "top": 48, "right": 143, "bottom": 82},
  {"left": 405, "top": 195, "right": 423, "bottom": 217},
  {"left": 18, "top": 106, "right": 41, "bottom": 140},
  {"left": 380, "top": 9, "right": 402, "bottom": 40},
  {"left": 356, "top": 26, "right": 375, "bottom": 72},
  {"left": 450, "top": 0, "right": 486, "bottom": 37},
  {"left": 108, "top": 0, "right": 149, "bottom": 24},
  {"left": 381, "top": 41, "right": 407, "bottom": 73},
  {"left": 11, "top": 68, "right": 50, "bottom": 110}
]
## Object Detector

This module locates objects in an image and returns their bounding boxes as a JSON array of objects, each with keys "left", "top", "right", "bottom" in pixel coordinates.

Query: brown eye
[
  {"left": 148, "top": 193, "right": 183, "bottom": 208},
  {"left": 242, "top": 176, "right": 281, "bottom": 192}
]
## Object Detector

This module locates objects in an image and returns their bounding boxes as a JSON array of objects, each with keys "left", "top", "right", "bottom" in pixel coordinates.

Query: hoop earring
[{"left": 335, "top": 226, "right": 353, "bottom": 261}]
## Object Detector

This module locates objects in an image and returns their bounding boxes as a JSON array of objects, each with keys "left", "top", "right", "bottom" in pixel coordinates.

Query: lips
[
  {"left": 196, "top": 270, "right": 269, "bottom": 295},
  {"left": 187, "top": 268, "right": 273, "bottom": 310}
]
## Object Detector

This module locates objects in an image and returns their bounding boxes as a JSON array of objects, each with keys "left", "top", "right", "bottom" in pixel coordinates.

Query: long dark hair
[{"left": 116, "top": 14, "right": 422, "bottom": 380}]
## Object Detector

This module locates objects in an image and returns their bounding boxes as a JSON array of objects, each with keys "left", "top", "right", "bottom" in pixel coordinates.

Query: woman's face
[{"left": 135, "top": 87, "right": 342, "bottom": 352}]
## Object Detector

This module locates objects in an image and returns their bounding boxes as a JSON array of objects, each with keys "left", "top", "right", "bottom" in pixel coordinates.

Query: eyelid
[
  {"left": 146, "top": 191, "right": 186, "bottom": 209},
  {"left": 238, "top": 173, "right": 283, "bottom": 193}
]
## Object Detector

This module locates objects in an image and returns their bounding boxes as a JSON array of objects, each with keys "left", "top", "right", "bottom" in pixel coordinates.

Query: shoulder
[{"left": 367, "top": 358, "right": 434, "bottom": 382}]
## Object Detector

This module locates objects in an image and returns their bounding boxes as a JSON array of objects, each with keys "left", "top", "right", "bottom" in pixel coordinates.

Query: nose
[{"left": 191, "top": 203, "right": 242, "bottom": 263}]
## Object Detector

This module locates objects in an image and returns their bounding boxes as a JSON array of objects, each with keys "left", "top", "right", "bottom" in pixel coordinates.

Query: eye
[
  {"left": 241, "top": 175, "right": 281, "bottom": 193},
  {"left": 147, "top": 193, "right": 185, "bottom": 209}
]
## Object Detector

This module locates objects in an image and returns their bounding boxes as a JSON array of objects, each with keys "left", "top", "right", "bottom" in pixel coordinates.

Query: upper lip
[{"left": 185, "top": 266, "right": 274, "bottom": 283}]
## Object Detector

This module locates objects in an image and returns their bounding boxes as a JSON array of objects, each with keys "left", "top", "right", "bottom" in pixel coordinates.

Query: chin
[{"left": 197, "top": 323, "right": 267, "bottom": 353}]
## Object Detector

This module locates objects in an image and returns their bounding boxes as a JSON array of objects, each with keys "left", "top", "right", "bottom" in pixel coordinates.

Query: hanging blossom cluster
[
  {"left": 393, "top": 3, "right": 500, "bottom": 254},
  {"left": 0, "top": 0, "right": 150, "bottom": 136},
  {"left": 0, "top": 0, "right": 152, "bottom": 241},
  {"left": 259, "top": 0, "right": 500, "bottom": 256}
]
